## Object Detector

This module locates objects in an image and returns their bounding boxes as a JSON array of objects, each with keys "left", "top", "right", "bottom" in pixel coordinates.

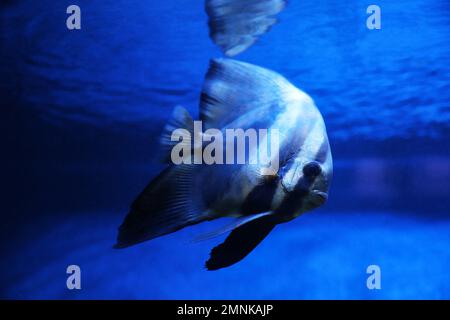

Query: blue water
[{"left": 1, "top": 0, "right": 450, "bottom": 299}]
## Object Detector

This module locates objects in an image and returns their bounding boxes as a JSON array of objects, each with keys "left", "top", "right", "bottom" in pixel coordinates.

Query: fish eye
[{"left": 303, "top": 161, "right": 322, "bottom": 178}]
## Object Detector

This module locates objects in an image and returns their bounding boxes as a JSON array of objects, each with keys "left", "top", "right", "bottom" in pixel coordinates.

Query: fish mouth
[{"left": 311, "top": 190, "right": 328, "bottom": 202}]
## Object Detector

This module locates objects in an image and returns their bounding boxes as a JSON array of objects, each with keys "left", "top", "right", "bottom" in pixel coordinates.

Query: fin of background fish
[
  {"left": 114, "top": 165, "right": 207, "bottom": 248},
  {"left": 205, "top": 0, "right": 287, "bottom": 56},
  {"left": 205, "top": 214, "right": 278, "bottom": 270},
  {"left": 200, "top": 58, "right": 297, "bottom": 130},
  {"left": 193, "top": 211, "right": 272, "bottom": 242}
]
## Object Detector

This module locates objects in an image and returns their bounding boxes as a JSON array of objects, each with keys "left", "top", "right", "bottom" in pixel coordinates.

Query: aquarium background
[{"left": 1, "top": 0, "right": 450, "bottom": 299}]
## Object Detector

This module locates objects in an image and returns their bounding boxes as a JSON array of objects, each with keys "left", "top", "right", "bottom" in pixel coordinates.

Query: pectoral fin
[
  {"left": 205, "top": 215, "right": 278, "bottom": 270},
  {"left": 193, "top": 211, "right": 272, "bottom": 242}
]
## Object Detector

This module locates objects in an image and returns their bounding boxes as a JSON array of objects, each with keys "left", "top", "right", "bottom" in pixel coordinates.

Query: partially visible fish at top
[
  {"left": 206, "top": 0, "right": 287, "bottom": 56},
  {"left": 115, "top": 59, "right": 333, "bottom": 270}
]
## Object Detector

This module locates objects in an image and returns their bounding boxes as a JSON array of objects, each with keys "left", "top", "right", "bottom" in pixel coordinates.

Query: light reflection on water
[{"left": 1, "top": 0, "right": 450, "bottom": 139}]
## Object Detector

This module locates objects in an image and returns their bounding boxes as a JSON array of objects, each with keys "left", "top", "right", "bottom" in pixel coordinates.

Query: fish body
[{"left": 115, "top": 59, "right": 332, "bottom": 270}]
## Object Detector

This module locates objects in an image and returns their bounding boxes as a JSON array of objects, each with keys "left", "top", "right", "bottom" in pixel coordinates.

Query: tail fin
[
  {"left": 160, "top": 105, "right": 194, "bottom": 162},
  {"left": 114, "top": 165, "right": 206, "bottom": 248}
]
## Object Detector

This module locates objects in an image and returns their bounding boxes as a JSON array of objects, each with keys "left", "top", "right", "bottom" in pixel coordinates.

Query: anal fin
[{"left": 205, "top": 215, "right": 278, "bottom": 270}]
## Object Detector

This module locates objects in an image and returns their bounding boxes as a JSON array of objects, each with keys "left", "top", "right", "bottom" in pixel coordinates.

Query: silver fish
[
  {"left": 206, "top": 0, "right": 287, "bottom": 56},
  {"left": 115, "top": 59, "right": 333, "bottom": 270}
]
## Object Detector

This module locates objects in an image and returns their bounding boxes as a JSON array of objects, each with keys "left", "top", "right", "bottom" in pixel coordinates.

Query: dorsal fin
[{"left": 200, "top": 58, "right": 299, "bottom": 130}]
